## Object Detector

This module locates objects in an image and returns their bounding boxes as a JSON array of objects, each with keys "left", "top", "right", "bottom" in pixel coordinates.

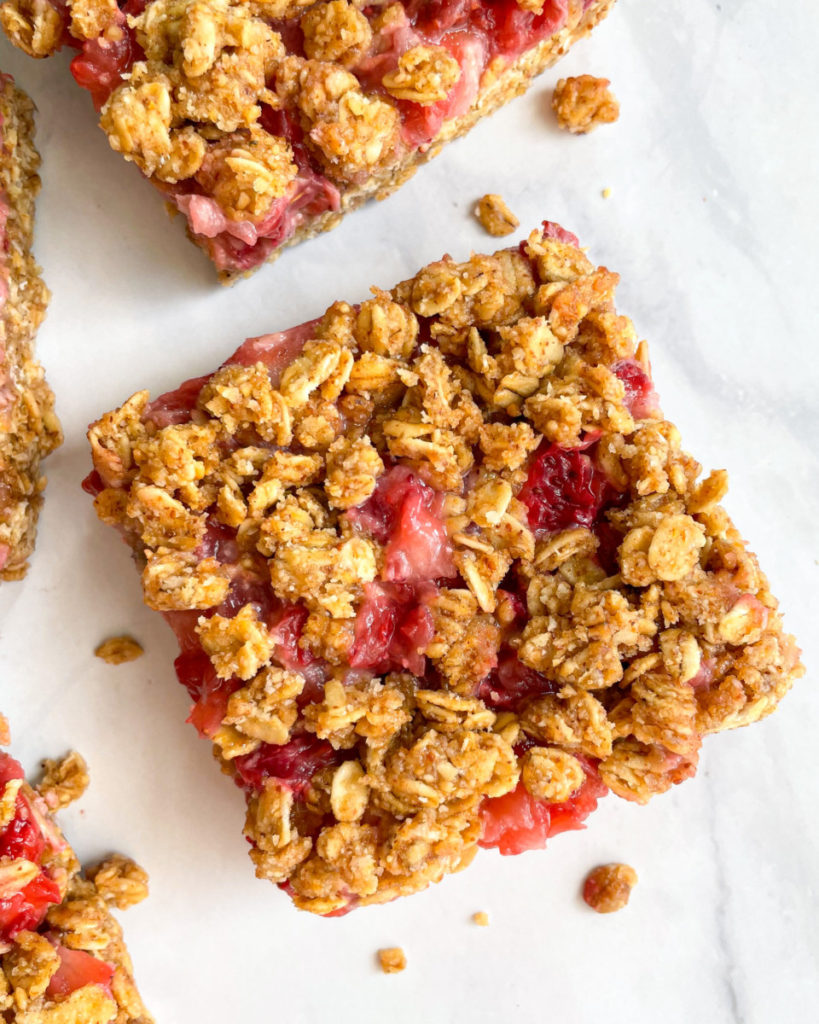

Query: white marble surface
[{"left": 1, "top": 1, "right": 818, "bottom": 1021}]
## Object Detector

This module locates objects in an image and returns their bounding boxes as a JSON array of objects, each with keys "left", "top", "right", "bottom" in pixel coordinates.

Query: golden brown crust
[{"left": 0, "top": 74, "right": 61, "bottom": 580}]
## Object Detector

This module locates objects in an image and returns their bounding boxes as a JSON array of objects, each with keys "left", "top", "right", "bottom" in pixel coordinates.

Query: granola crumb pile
[
  {"left": 582, "top": 862, "right": 637, "bottom": 913},
  {"left": 85, "top": 220, "right": 803, "bottom": 916},
  {"left": 475, "top": 194, "right": 520, "bottom": 238},
  {"left": 472, "top": 910, "right": 490, "bottom": 926},
  {"left": 552, "top": 75, "right": 619, "bottom": 134},
  {"left": 0, "top": 730, "right": 152, "bottom": 1022},
  {"left": 94, "top": 635, "right": 144, "bottom": 665},
  {"left": 0, "top": 74, "right": 62, "bottom": 582},
  {"left": 377, "top": 947, "right": 407, "bottom": 974},
  {"left": 0, "top": 0, "right": 615, "bottom": 277}
]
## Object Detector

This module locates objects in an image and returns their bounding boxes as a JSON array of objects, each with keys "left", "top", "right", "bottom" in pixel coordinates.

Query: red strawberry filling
[
  {"left": 613, "top": 359, "right": 660, "bottom": 420},
  {"left": 519, "top": 441, "right": 612, "bottom": 535},
  {"left": 0, "top": 754, "right": 62, "bottom": 944},
  {"left": 46, "top": 943, "right": 115, "bottom": 999},
  {"left": 233, "top": 735, "right": 339, "bottom": 795},
  {"left": 479, "top": 759, "right": 606, "bottom": 856}
]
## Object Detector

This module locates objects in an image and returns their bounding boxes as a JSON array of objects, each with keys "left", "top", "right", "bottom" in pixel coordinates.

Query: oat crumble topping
[
  {"left": 377, "top": 947, "right": 406, "bottom": 974},
  {"left": 85, "top": 221, "right": 804, "bottom": 914},
  {"left": 475, "top": 194, "right": 520, "bottom": 238},
  {"left": 552, "top": 74, "right": 619, "bottom": 134},
  {"left": 94, "top": 636, "right": 145, "bottom": 665},
  {"left": 582, "top": 862, "right": 637, "bottom": 913}
]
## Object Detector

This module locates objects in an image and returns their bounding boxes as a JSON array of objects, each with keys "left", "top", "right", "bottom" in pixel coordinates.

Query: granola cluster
[
  {"left": 0, "top": 747, "right": 151, "bottom": 1023},
  {"left": 552, "top": 74, "right": 620, "bottom": 134},
  {"left": 86, "top": 223, "right": 803, "bottom": 913},
  {"left": 582, "top": 861, "right": 637, "bottom": 913}
]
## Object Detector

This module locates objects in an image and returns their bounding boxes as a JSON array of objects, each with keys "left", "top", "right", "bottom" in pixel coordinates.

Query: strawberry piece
[{"left": 46, "top": 944, "right": 115, "bottom": 999}]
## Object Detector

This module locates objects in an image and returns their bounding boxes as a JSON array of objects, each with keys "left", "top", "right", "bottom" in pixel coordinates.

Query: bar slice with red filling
[
  {"left": 84, "top": 221, "right": 803, "bottom": 914},
  {"left": 0, "top": 719, "right": 151, "bottom": 1022},
  {"left": 0, "top": 0, "right": 614, "bottom": 280},
  {"left": 0, "top": 73, "right": 61, "bottom": 580}
]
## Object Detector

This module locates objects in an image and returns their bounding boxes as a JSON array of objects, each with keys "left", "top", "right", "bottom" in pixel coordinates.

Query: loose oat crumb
[
  {"left": 377, "top": 947, "right": 407, "bottom": 973},
  {"left": 87, "top": 853, "right": 150, "bottom": 909},
  {"left": 552, "top": 75, "right": 619, "bottom": 134},
  {"left": 475, "top": 194, "right": 520, "bottom": 237},
  {"left": 601, "top": 187, "right": 612, "bottom": 199},
  {"left": 94, "top": 634, "right": 144, "bottom": 664},
  {"left": 472, "top": 910, "right": 490, "bottom": 926},
  {"left": 37, "top": 750, "right": 89, "bottom": 810},
  {"left": 582, "top": 862, "right": 638, "bottom": 913}
]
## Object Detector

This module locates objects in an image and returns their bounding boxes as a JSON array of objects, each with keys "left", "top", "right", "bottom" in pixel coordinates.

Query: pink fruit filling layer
[{"left": 55, "top": 0, "right": 584, "bottom": 273}]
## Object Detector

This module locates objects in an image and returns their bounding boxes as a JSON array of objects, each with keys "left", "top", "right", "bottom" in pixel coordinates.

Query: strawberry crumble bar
[
  {"left": 0, "top": 74, "right": 61, "bottom": 580},
  {"left": 0, "top": 0, "right": 614, "bottom": 280},
  {"left": 0, "top": 722, "right": 152, "bottom": 1022},
  {"left": 84, "top": 221, "right": 803, "bottom": 915}
]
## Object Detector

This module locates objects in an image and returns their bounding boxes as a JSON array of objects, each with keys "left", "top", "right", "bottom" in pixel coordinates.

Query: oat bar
[
  {"left": 0, "top": 727, "right": 152, "bottom": 1022},
  {"left": 0, "top": 74, "right": 61, "bottom": 580},
  {"left": 84, "top": 220, "right": 803, "bottom": 914},
  {"left": 0, "top": 0, "right": 615, "bottom": 280}
]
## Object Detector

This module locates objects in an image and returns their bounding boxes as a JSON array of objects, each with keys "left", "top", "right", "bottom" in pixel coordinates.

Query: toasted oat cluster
[
  {"left": 0, "top": 0, "right": 615, "bottom": 277},
  {"left": 84, "top": 221, "right": 803, "bottom": 915},
  {"left": 94, "top": 636, "right": 145, "bottom": 665},
  {"left": 0, "top": 730, "right": 151, "bottom": 1023},
  {"left": 0, "top": 74, "right": 62, "bottom": 581},
  {"left": 582, "top": 861, "right": 637, "bottom": 913},
  {"left": 552, "top": 74, "right": 619, "bottom": 134},
  {"left": 475, "top": 194, "right": 520, "bottom": 238}
]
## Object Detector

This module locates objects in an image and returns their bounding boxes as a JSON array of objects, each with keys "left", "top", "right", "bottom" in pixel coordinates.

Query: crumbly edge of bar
[
  {"left": 86, "top": 225, "right": 804, "bottom": 914},
  {"left": 0, "top": 776, "right": 152, "bottom": 1023},
  {"left": 0, "top": 76, "right": 62, "bottom": 581},
  {"left": 216, "top": 0, "right": 617, "bottom": 283}
]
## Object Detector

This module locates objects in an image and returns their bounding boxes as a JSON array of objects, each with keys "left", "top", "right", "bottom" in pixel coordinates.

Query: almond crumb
[
  {"left": 472, "top": 910, "right": 490, "bottom": 926},
  {"left": 582, "top": 862, "right": 638, "bottom": 913},
  {"left": 377, "top": 947, "right": 407, "bottom": 973},
  {"left": 94, "top": 635, "right": 144, "bottom": 664}
]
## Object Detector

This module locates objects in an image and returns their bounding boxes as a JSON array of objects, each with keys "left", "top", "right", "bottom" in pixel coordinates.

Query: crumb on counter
[
  {"left": 601, "top": 187, "right": 612, "bottom": 199},
  {"left": 87, "top": 853, "right": 150, "bottom": 910},
  {"left": 552, "top": 75, "right": 619, "bottom": 134},
  {"left": 474, "top": 193, "right": 520, "bottom": 237},
  {"left": 378, "top": 947, "right": 407, "bottom": 974},
  {"left": 37, "top": 750, "right": 89, "bottom": 810},
  {"left": 95, "top": 635, "right": 144, "bottom": 665},
  {"left": 472, "top": 911, "right": 490, "bottom": 926},
  {"left": 582, "top": 862, "right": 638, "bottom": 913}
]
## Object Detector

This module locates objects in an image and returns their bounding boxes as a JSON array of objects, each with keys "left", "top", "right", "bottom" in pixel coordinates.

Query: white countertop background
[{"left": 1, "top": 1, "right": 817, "bottom": 1020}]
